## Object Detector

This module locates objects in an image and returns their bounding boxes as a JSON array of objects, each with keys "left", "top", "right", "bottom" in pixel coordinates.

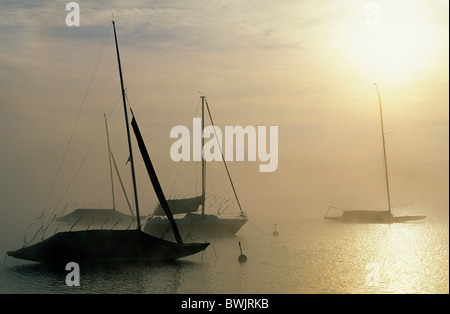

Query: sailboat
[
  {"left": 143, "top": 96, "right": 248, "bottom": 239},
  {"left": 7, "top": 21, "right": 209, "bottom": 263},
  {"left": 324, "top": 84, "right": 426, "bottom": 224},
  {"left": 55, "top": 114, "right": 145, "bottom": 226}
]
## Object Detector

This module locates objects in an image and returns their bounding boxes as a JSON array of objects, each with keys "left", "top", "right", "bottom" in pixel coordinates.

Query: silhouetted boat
[
  {"left": 324, "top": 84, "right": 426, "bottom": 224},
  {"left": 8, "top": 230, "right": 208, "bottom": 263},
  {"left": 8, "top": 21, "right": 209, "bottom": 264},
  {"left": 143, "top": 96, "right": 247, "bottom": 239},
  {"left": 325, "top": 208, "right": 426, "bottom": 223}
]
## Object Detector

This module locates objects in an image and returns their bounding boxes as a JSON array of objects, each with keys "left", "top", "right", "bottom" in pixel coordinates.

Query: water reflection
[
  {"left": 376, "top": 223, "right": 449, "bottom": 294},
  {"left": 9, "top": 259, "right": 202, "bottom": 294},
  {"left": 315, "top": 221, "right": 449, "bottom": 293},
  {"left": 3, "top": 220, "right": 448, "bottom": 294}
]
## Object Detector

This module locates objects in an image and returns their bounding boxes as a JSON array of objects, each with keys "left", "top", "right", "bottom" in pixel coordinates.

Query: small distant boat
[
  {"left": 325, "top": 84, "right": 426, "bottom": 224},
  {"left": 143, "top": 96, "right": 248, "bottom": 239},
  {"left": 8, "top": 21, "right": 209, "bottom": 263},
  {"left": 325, "top": 208, "right": 426, "bottom": 224}
]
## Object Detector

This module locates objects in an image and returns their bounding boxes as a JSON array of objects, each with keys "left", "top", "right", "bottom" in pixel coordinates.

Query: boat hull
[
  {"left": 325, "top": 210, "right": 426, "bottom": 224},
  {"left": 7, "top": 230, "right": 209, "bottom": 264},
  {"left": 144, "top": 213, "right": 247, "bottom": 239}
]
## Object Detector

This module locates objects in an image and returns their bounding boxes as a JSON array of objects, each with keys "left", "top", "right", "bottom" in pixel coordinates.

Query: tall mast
[
  {"left": 112, "top": 20, "right": 142, "bottom": 230},
  {"left": 104, "top": 113, "right": 115, "bottom": 210},
  {"left": 201, "top": 95, "right": 206, "bottom": 215},
  {"left": 374, "top": 83, "right": 392, "bottom": 214}
]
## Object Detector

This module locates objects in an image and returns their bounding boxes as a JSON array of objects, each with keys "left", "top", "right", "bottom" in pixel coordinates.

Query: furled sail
[
  {"left": 131, "top": 115, "right": 183, "bottom": 245},
  {"left": 153, "top": 196, "right": 203, "bottom": 216}
]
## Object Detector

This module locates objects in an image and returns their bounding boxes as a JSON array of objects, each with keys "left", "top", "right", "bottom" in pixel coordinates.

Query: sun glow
[{"left": 336, "top": 1, "right": 444, "bottom": 82}]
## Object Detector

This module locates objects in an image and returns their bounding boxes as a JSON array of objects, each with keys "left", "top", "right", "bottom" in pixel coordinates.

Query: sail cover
[
  {"left": 55, "top": 208, "right": 142, "bottom": 222},
  {"left": 153, "top": 196, "right": 203, "bottom": 216}
]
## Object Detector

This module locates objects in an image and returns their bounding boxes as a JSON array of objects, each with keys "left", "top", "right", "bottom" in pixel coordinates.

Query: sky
[{"left": 0, "top": 0, "right": 448, "bottom": 237}]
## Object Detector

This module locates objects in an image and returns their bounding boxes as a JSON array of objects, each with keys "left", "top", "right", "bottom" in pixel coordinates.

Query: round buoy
[
  {"left": 273, "top": 224, "right": 279, "bottom": 236},
  {"left": 238, "top": 242, "right": 247, "bottom": 263}
]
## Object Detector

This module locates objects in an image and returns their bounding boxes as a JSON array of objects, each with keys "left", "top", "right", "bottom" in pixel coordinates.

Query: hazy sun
[{"left": 337, "top": 1, "right": 444, "bottom": 82}]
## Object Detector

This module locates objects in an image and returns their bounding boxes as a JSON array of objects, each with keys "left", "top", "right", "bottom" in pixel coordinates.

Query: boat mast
[
  {"left": 112, "top": 20, "right": 142, "bottom": 230},
  {"left": 374, "top": 83, "right": 392, "bottom": 214},
  {"left": 204, "top": 98, "right": 246, "bottom": 218},
  {"left": 104, "top": 113, "right": 115, "bottom": 210},
  {"left": 201, "top": 95, "right": 206, "bottom": 215}
]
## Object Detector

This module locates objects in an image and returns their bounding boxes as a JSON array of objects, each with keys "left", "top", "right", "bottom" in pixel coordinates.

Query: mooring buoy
[
  {"left": 238, "top": 242, "right": 247, "bottom": 263},
  {"left": 273, "top": 224, "right": 279, "bottom": 236}
]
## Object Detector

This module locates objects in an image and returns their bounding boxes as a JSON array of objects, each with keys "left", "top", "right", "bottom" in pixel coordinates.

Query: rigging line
[
  {"left": 126, "top": 218, "right": 135, "bottom": 230},
  {"left": 203, "top": 166, "right": 217, "bottom": 214},
  {"left": 387, "top": 135, "right": 417, "bottom": 210},
  {"left": 22, "top": 211, "right": 44, "bottom": 247},
  {"left": 50, "top": 116, "right": 110, "bottom": 215},
  {"left": 394, "top": 202, "right": 414, "bottom": 208},
  {"left": 54, "top": 221, "right": 62, "bottom": 234},
  {"left": 208, "top": 194, "right": 220, "bottom": 208},
  {"left": 158, "top": 97, "right": 201, "bottom": 200},
  {"left": 111, "top": 152, "right": 135, "bottom": 217},
  {"left": 24, "top": 226, "right": 42, "bottom": 248},
  {"left": 217, "top": 197, "right": 229, "bottom": 209},
  {"left": 40, "top": 25, "right": 112, "bottom": 221},
  {"left": 325, "top": 205, "right": 332, "bottom": 218},
  {"left": 161, "top": 160, "right": 176, "bottom": 196},
  {"left": 193, "top": 94, "right": 201, "bottom": 120},
  {"left": 169, "top": 159, "right": 183, "bottom": 197},
  {"left": 69, "top": 216, "right": 82, "bottom": 232},
  {"left": 204, "top": 99, "right": 245, "bottom": 216},
  {"left": 219, "top": 202, "right": 233, "bottom": 215},
  {"left": 170, "top": 98, "right": 201, "bottom": 197},
  {"left": 41, "top": 214, "right": 56, "bottom": 241},
  {"left": 49, "top": 94, "right": 122, "bottom": 221},
  {"left": 218, "top": 198, "right": 234, "bottom": 215},
  {"left": 247, "top": 218, "right": 267, "bottom": 235},
  {"left": 195, "top": 158, "right": 200, "bottom": 195},
  {"left": 207, "top": 166, "right": 217, "bottom": 196},
  {"left": 87, "top": 216, "right": 95, "bottom": 230},
  {"left": 217, "top": 199, "right": 229, "bottom": 215},
  {"left": 199, "top": 241, "right": 218, "bottom": 261},
  {"left": 100, "top": 218, "right": 110, "bottom": 231},
  {"left": 111, "top": 219, "right": 121, "bottom": 230}
]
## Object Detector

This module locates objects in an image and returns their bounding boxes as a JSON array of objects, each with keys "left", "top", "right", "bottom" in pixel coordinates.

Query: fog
[{"left": 0, "top": 1, "right": 448, "bottom": 248}]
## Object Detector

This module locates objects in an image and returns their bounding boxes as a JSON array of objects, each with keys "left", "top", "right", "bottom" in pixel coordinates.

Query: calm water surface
[{"left": 1, "top": 218, "right": 448, "bottom": 294}]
